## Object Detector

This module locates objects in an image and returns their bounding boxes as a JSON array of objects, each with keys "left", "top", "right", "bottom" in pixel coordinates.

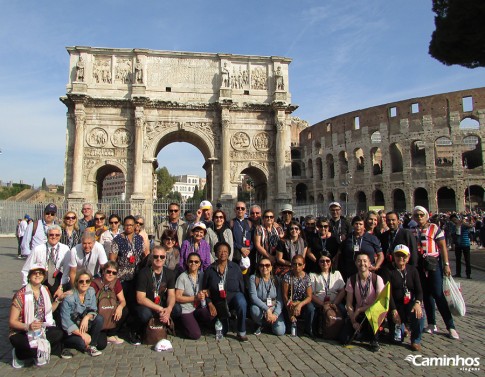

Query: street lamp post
[{"left": 464, "top": 158, "right": 472, "bottom": 212}]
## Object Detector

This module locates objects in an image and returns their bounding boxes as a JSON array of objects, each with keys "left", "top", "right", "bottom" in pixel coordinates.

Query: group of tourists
[{"left": 9, "top": 199, "right": 467, "bottom": 368}]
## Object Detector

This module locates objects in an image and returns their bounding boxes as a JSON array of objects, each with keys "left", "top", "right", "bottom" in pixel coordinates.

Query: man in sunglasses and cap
[{"left": 21, "top": 203, "right": 58, "bottom": 258}]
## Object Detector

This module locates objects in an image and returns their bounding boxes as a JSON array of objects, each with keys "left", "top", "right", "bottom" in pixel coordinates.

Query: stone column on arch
[
  {"left": 69, "top": 104, "right": 86, "bottom": 198},
  {"left": 220, "top": 107, "right": 232, "bottom": 199},
  {"left": 132, "top": 106, "right": 145, "bottom": 199},
  {"left": 274, "top": 114, "right": 289, "bottom": 200}
]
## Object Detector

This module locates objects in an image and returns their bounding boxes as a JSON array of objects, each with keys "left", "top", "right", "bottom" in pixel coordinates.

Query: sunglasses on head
[
  {"left": 153, "top": 255, "right": 166, "bottom": 260},
  {"left": 65, "top": 216, "right": 76, "bottom": 220},
  {"left": 105, "top": 269, "right": 118, "bottom": 275}
]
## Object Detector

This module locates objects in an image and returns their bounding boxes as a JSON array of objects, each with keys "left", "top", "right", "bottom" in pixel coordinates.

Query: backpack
[
  {"left": 318, "top": 302, "right": 344, "bottom": 340},
  {"left": 93, "top": 279, "right": 118, "bottom": 330}
]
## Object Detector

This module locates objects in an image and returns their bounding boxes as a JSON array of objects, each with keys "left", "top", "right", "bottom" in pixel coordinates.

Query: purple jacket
[{"left": 179, "top": 238, "right": 211, "bottom": 272}]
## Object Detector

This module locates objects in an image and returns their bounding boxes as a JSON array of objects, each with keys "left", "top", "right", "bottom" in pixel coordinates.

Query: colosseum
[{"left": 292, "top": 87, "right": 485, "bottom": 215}]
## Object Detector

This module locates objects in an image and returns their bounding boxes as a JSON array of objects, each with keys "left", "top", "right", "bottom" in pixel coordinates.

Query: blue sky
[{"left": 1, "top": 1, "right": 484, "bottom": 187}]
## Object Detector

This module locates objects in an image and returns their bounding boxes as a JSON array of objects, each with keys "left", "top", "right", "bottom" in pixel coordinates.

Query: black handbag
[{"left": 423, "top": 256, "right": 438, "bottom": 272}]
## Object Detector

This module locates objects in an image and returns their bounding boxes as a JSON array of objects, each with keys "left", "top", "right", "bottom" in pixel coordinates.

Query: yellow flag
[{"left": 365, "top": 281, "right": 390, "bottom": 334}]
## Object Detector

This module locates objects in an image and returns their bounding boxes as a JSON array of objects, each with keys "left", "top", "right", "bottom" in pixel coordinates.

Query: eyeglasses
[
  {"left": 259, "top": 263, "right": 271, "bottom": 268},
  {"left": 82, "top": 208, "right": 92, "bottom": 211},
  {"left": 65, "top": 216, "right": 76, "bottom": 220},
  {"left": 290, "top": 227, "right": 300, "bottom": 231},
  {"left": 124, "top": 223, "right": 135, "bottom": 227},
  {"left": 318, "top": 224, "right": 329, "bottom": 229},
  {"left": 214, "top": 216, "right": 224, "bottom": 219},
  {"left": 45, "top": 212, "right": 56, "bottom": 216},
  {"left": 109, "top": 221, "right": 119, "bottom": 225},
  {"left": 306, "top": 223, "right": 316, "bottom": 227},
  {"left": 394, "top": 254, "right": 407, "bottom": 259},
  {"left": 168, "top": 209, "right": 179, "bottom": 213},
  {"left": 292, "top": 262, "right": 304, "bottom": 267},
  {"left": 105, "top": 270, "right": 118, "bottom": 275},
  {"left": 250, "top": 212, "right": 260, "bottom": 215},
  {"left": 163, "top": 238, "right": 175, "bottom": 242},
  {"left": 95, "top": 217, "right": 105, "bottom": 221},
  {"left": 330, "top": 209, "right": 341, "bottom": 212},
  {"left": 31, "top": 270, "right": 45, "bottom": 276},
  {"left": 188, "top": 260, "right": 201, "bottom": 265},
  {"left": 48, "top": 234, "right": 61, "bottom": 237},
  {"left": 136, "top": 221, "right": 144, "bottom": 226},
  {"left": 153, "top": 255, "right": 166, "bottom": 260},
  {"left": 319, "top": 259, "right": 331, "bottom": 264},
  {"left": 236, "top": 207, "right": 246, "bottom": 210},
  {"left": 414, "top": 213, "right": 426, "bottom": 218},
  {"left": 78, "top": 279, "right": 91, "bottom": 284},
  {"left": 264, "top": 215, "right": 274, "bottom": 219},
  {"left": 282, "top": 211, "right": 292, "bottom": 215}
]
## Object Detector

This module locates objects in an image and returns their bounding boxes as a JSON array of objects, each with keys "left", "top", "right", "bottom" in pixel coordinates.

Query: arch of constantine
[
  {"left": 294, "top": 87, "right": 485, "bottom": 214},
  {"left": 61, "top": 47, "right": 302, "bottom": 213}
]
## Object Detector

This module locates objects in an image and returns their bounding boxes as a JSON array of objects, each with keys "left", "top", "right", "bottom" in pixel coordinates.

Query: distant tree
[
  {"left": 167, "top": 191, "right": 182, "bottom": 202},
  {"left": 429, "top": 0, "right": 485, "bottom": 68},
  {"left": 41, "top": 178, "right": 48, "bottom": 190},
  {"left": 191, "top": 185, "right": 206, "bottom": 203},
  {"left": 0, "top": 183, "right": 31, "bottom": 200},
  {"left": 155, "top": 166, "right": 176, "bottom": 199},
  {"left": 57, "top": 186, "right": 64, "bottom": 194}
]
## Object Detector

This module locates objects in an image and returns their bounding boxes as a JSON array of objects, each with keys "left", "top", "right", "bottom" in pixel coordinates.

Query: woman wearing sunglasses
[
  {"left": 275, "top": 221, "right": 307, "bottom": 277},
  {"left": 60, "top": 269, "right": 105, "bottom": 357},
  {"left": 100, "top": 214, "right": 122, "bottom": 255},
  {"left": 61, "top": 211, "right": 81, "bottom": 250},
  {"left": 91, "top": 261, "right": 127, "bottom": 345},
  {"left": 85, "top": 212, "right": 108, "bottom": 242},
  {"left": 254, "top": 209, "right": 284, "bottom": 265},
  {"left": 282, "top": 255, "right": 315, "bottom": 337},
  {"left": 306, "top": 218, "right": 340, "bottom": 274},
  {"left": 175, "top": 253, "right": 212, "bottom": 339},
  {"left": 206, "top": 210, "right": 234, "bottom": 262},
  {"left": 248, "top": 258, "right": 285, "bottom": 336}
]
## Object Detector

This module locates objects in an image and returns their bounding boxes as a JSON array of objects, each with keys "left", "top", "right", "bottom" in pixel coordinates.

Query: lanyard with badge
[
  {"left": 352, "top": 234, "right": 363, "bottom": 258},
  {"left": 82, "top": 248, "right": 93, "bottom": 269},
  {"left": 358, "top": 275, "right": 371, "bottom": 305},
  {"left": 152, "top": 269, "right": 164, "bottom": 305},
  {"left": 236, "top": 219, "right": 250, "bottom": 247},
  {"left": 398, "top": 268, "right": 411, "bottom": 304},
  {"left": 188, "top": 272, "right": 199, "bottom": 307},
  {"left": 45, "top": 243, "right": 60, "bottom": 278},
  {"left": 262, "top": 279, "right": 275, "bottom": 307},
  {"left": 218, "top": 265, "right": 227, "bottom": 299},
  {"left": 322, "top": 273, "right": 331, "bottom": 302}
]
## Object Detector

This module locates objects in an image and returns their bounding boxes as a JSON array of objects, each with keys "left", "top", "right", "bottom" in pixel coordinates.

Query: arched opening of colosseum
[
  {"left": 327, "top": 192, "right": 335, "bottom": 203},
  {"left": 389, "top": 143, "right": 403, "bottom": 173},
  {"left": 291, "top": 161, "right": 302, "bottom": 177},
  {"left": 240, "top": 166, "right": 268, "bottom": 204},
  {"left": 435, "top": 137, "right": 453, "bottom": 166},
  {"left": 354, "top": 148, "right": 364, "bottom": 172},
  {"left": 317, "top": 193, "right": 324, "bottom": 203},
  {"left": 314, "top": 141, "right": 322, "bottom": 155},
  {"left": 392, "top": 189, "right": 406, "bottom": 212},
  {"left": 411, "top": 141, "right": 426, "bottom": 167},
  {"left": 370, "top": 147, "right": 382, "bottom": 175},
  {"left": 95, "top": 164, "right": 126, "bottom": 202},
  {"left": 373, "top": 189, "right": 385, "bottom": 207},
  {"left": 437, "top": 187, "right": 456, "bottom": 212},
  {"left": 291, "top": 149, "right": 302, "bottom": 159},
  {"left": 356, "top": 191, "right": 367, "bottom": 213},
  {"left": 464, "top": 185, "right": 485, "bottom": 211},
  {"left": 462, "top": 135, "right": 482, "bottom": 169},
  {"left": 296, "top": 183, "right": 308, "bottom": 204},
  {"left": 414, "top": 187, "right": 429, "bottom": 209},
  {"left": 338, "top": 151, "right": 348, "bottom": 174},
  {"left": 301, "top": 162, "right": 306, "bottom": 178},
  {"left": 459, "top": 116, "right": 479, "bottom": 130},
  {"left": 326, "top": 154, "right": 335, "bottom": 179},
  {"left": 309, "top": 195, "right": 315, "bottom": 204},
  {"left": 316, "top": 158, "right": 323, "bottom": 180},
  {"left": 308, "top": 159, "right": 314, "bottom": 179}
]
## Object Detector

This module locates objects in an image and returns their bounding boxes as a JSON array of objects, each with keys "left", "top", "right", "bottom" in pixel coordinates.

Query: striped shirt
[{"left": 415, "top": 223, "right": 444, "bottom": 258}]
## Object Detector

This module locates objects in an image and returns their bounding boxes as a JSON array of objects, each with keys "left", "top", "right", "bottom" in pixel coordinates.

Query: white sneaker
[
  {"left": 425, "top": 324, "right": 438, "bottom": 334},
  {"left": 87, "top": 346, "right": 102, "bottom": 357},
  {"left": 107, "top": 335, "right": 124, "bottom": 344},
  {"left": 449, "top": 328, "right": 460, "bottom": 340},
  {"left": 11, "top": 349, "right": 24, "bottom": 369}
]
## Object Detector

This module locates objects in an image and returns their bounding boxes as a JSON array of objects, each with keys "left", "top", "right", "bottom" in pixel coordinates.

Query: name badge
[
  {"left": 266, "top": 297, "right": 273, "bottom": 307},
  {"left": 218, "top": 283, "right": 224, "bottom": 291},
  {"left": 353, "top": 245, "right": 360, "bottom": 252}
]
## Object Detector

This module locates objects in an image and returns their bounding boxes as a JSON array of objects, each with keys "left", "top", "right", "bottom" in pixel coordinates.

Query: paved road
[{"left": 0, "top": 237, "right": 483, "bottom": 376}]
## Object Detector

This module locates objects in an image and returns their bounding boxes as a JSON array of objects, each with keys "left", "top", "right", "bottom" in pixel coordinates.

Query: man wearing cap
[
  {"left": 328, "top": 202, "right": 350, "bottom": 244},
  {"left": 381, "top": 244, "right": 424, "bottom": 351},
  {"left": 157, "top": 203, "right": 187, "bottom": 246},
  {"left": 279, "top": 204, "right": 294, "bottom": 233},
  {"left": 21, "top": 203, "right": 58, "bottom": 258},
  {"left": 196, "top": 200, "right": 214, "bottom": 229},
  {"left": 17, "top": 215, "right": 29, "bottom": 259},
  {"left": 21, "top": 224, "right": 71, "bottom": 297},
  {"left": 379, "top": 211, "right": 418, "bottom": 271}
]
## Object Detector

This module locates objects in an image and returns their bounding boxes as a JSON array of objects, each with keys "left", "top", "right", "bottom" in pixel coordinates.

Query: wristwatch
[{"left": 444, "top": 262, "right": 450, "bottom": 266}]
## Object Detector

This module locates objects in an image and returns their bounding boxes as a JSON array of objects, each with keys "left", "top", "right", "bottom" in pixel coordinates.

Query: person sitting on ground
[
  {"left": 175, "top": 252, "right": 212, "bottom": 339},
  {"left": 381, "top": 244, "right": 424, "bottom": 352},
  {"left": 341, "top": 253, "right": 385, "bottom": 352},
  {"left": 282, "top": 255, "right": 315, "bottom": 337},
  {"left": 91, "top": 261, "right": 128, "bottom": 345},
  {"left": 9, "top": 263, "right": 68, "bottom": 368},
  {"left": 248, "top": 257, "right": 286, "bottom": 336},
  {"left": 60, "top": 269, "right": 105, "bottom": 357}
]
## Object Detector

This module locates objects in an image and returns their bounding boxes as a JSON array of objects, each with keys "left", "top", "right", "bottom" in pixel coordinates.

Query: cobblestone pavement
[{"left": 0, "top": 237, "right": 483, "bottom": 376}]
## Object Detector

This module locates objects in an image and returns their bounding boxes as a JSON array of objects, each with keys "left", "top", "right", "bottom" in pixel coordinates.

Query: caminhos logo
[{"left": 405, "top": 355, "right": 480, "bottom": 372}]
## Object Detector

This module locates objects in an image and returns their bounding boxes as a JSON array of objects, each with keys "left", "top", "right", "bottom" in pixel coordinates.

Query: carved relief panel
[
  {"left": 92, "top": 57, "right": 112, "bottom": 84},
  {"left": 115, "top": 58, "right": 132, "bottom": 84},
  {"left": 250, "top": 65, "right": 268, "bottom": 90}
]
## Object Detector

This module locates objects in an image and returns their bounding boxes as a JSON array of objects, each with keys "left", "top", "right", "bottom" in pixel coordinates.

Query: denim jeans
[
  {"left": 64, "top": 314, "right": 105, "bottom": 352},
  {"left": 391, "top": 301, "right": 425, "bottom": 344},
  {"left": 250, "top": 305, "right": 286, "bottom": 336},
  {"left": 220, "top": 292, "right": 247, "bottom": 336}
]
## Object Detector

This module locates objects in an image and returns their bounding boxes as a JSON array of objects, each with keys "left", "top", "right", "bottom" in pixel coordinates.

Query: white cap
[
  {"left": 154, "top": 339, "right": 173, "bottom": 352},
  {"left": 29, "top": 262, "right": 47, "bottom": 273},
  {"left": 328, "top": 202, "right": 341, "bottom": 209},
  {"left": 393, "top": 244, "right": 410, "bottom": 256},
  {"left": 240, "top": 256, "right": 250, "bottom": 270},
  {"left": 199, "top": 200, "right": 212, "bottom": 210},
  {"left": 192, "top": 222, "right": 207, "bottom": 231}
]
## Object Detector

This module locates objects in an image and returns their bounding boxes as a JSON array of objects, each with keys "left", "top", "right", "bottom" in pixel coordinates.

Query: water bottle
[
  {"left": 291, "top": 320, "right": 297, "bottom": 337},
  {"left": 215, "top": 319, "right": 223, "bottom": 341},
  {"left": 394, "top": 323, "right": 402, "bottom": 342}
]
